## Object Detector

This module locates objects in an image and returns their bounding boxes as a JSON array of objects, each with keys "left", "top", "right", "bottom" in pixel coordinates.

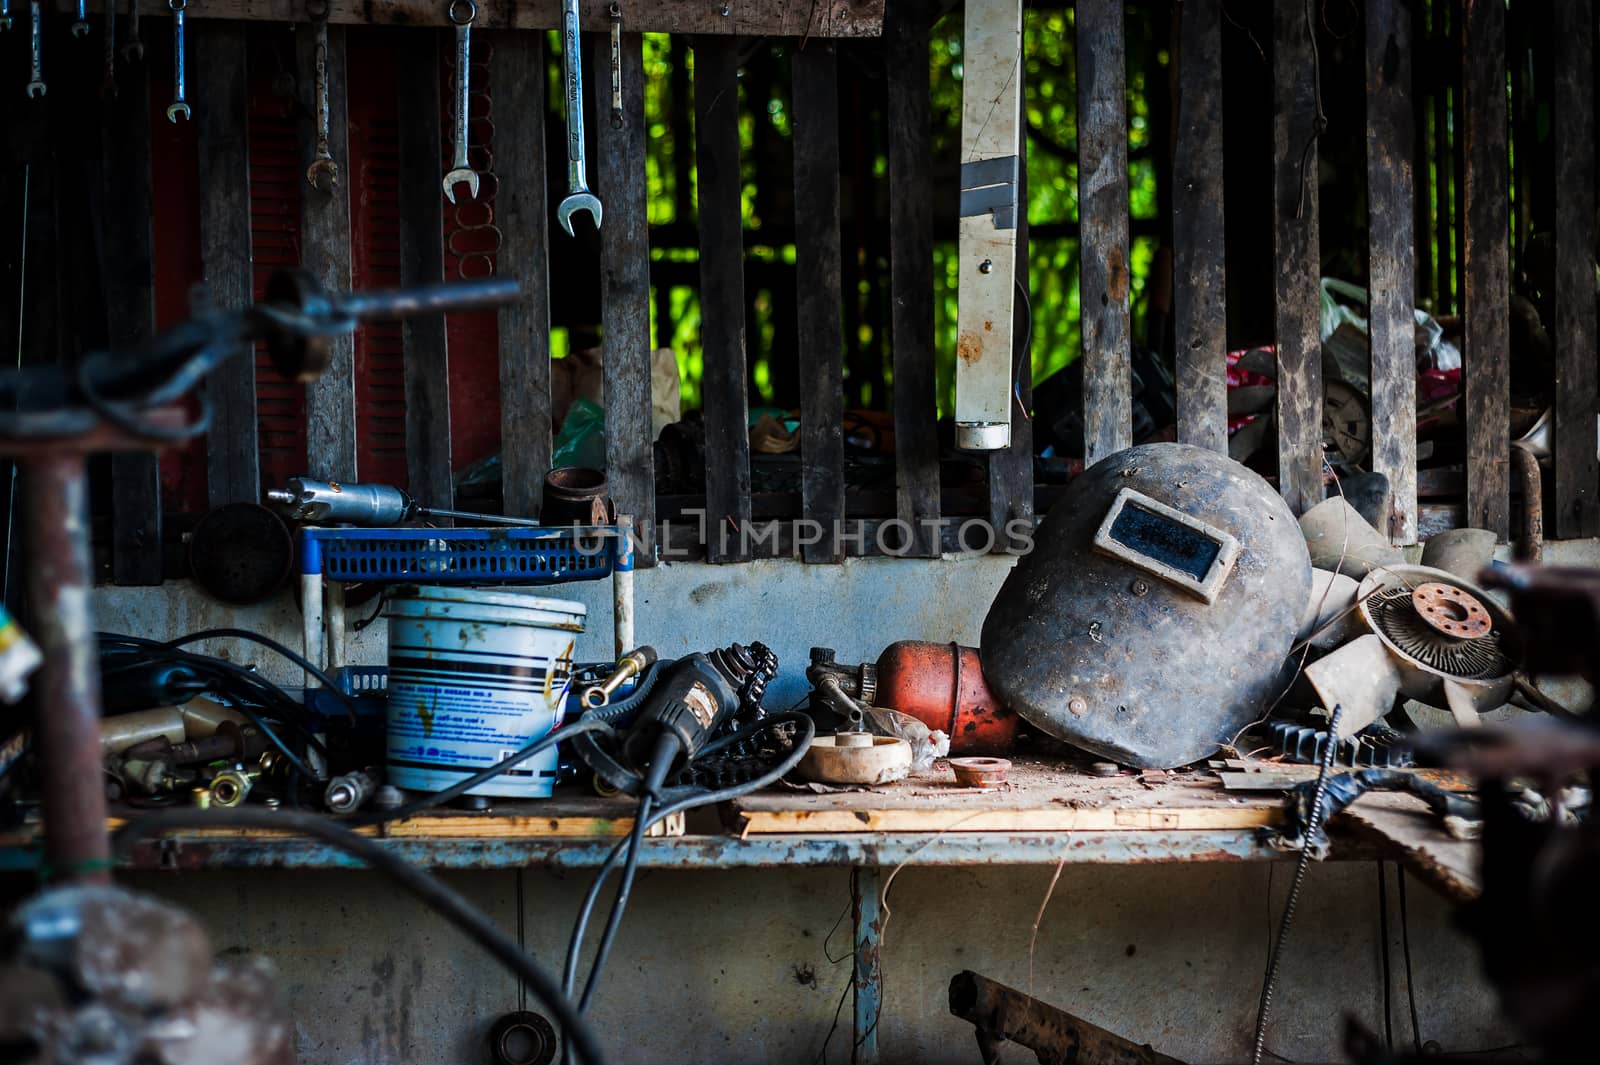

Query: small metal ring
[
  {"left": 169, "top": 0, "right": 186, "bottom": 11},
  {"left": 448, "top": 0, "right": 476, "bottom": 26}
]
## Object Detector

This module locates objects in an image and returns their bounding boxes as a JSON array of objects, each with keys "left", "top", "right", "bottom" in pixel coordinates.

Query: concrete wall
[{"left": 93, "top": 545, "right": 1591, "bottom": 1063}]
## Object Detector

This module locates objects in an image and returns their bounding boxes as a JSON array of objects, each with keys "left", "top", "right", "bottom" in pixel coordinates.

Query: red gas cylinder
[{"left": 874, "top": 641, "right": 1018, "bottom": 755}]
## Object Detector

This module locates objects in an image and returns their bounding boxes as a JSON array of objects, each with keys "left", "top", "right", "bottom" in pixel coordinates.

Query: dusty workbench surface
[
  {"left": 0, "top": 759, "right": 1482, "bottom": 888},
  {"left": 731, "top": 758, "right": 1282, "bottom": 834}
]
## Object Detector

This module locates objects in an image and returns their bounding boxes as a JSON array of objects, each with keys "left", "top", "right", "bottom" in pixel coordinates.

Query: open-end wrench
[
  {"left": 1, "top": 0, "right": 13, "bottom": 34},
  {"left": 166, "top": 0, "right": 189, "bottom": 122},
  {"left": 306, "top": 8, "right": 338, "bottom": 191},
  {"left": 121, "top": 0, "right": 144, "bottom": 62},
  {"left": 556, "top": 0, "right": 602, "bottom": 234},
  {"left": 100, "top": 0, "right": 116, "bottom": 96},
  {"left": 440, "top": 0, "right": 478, "bottom": 203},
  {"left": 25, "top": 1, "right": 44, "bottom": 97},
  {"left": 71, "top": 0, "right": 88, "bottom": 37}
]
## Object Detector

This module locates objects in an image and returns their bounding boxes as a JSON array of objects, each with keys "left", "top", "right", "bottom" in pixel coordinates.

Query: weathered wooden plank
[
  {"left": 792, "top": 42, "right": 846, "bottom": 564},
  {"left": 694, "top": 36, "right": 751, "bottom": 563},
  {"left": 988, "top": 80, "right": 1032, "bottom": 551},
  {"left": 195, "top": 21, "right": 259, "bottom": 509},
  {"left": 47, "top": 0, "right": 885, "bottom": 34},
  {"left": 493, "top": 30, "right": 552, "bottom": 521},
  {"left": 1409, "top": 0, "right": 1432, "bottom": 306},
  {"left": 100, "top": 62, "right": 164, "bottom": 585},
  {"left": 1366, "top": 0, "right": 1419, "bottom": 545},
  {"left": 1461, "top": 0, "right": 1510, "bottom": 539},
  {"left": 886, "top": 0, "right": 940, "bottom": 558},
  {"left": 1171, "top": 0, "right": 1227, "bottom": 453},
  {"left": 1550, "top": 0, "right": 1599, "bottom": 538},
  {"left": 396, "top": 28, "right": 453, "bottom": 513},
  {"left": 1077, "top": 0, "right": 1131, "bottom": 465},
  {"left": 1430, "top": 0, "right": 1454, "bottom": 311},
  {"left": 1271, "top": 0, "right": 1324, "bottom": 515},
  {"left": 597, "top": 31, "right": 656, "bottom": 561},
  {"left": 299, "top": 23, "right": 357, "bottom": 483}
]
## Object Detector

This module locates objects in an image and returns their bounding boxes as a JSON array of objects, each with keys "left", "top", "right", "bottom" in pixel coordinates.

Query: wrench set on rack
[{"left": 10, "top": 1, "right": 617, "bottom": 227}]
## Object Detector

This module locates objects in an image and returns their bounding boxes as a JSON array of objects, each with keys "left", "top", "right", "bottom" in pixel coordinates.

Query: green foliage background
[{"left": 565, "top": 11, "right": 1166, "bottom": 415}]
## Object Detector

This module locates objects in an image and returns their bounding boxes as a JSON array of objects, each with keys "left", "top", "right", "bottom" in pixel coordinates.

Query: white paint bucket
[{"left": 385, "top": 586, "right": 585, "bottom": 798}]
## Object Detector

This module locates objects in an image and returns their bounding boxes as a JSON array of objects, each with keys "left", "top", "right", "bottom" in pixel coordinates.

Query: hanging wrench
[
  {"left": 25, "top": 1, "right": 44, "bottom": 97},
  {"left": 166, "top": 0, "right": 189, "bottom": 122},
  {"left": 1, "top": 0, "right": 12, "bottom": 34},
  {"left": 555, "top": 0, "right": 602, "bottom": 234},
  {"left": 440, "top": 0, "right": 478, "bottom": 203},
  {"left": 71, "top": 0, "right": 88, "bottom": 37},
  {"left": 608, "top": 2, "right": 622, "bottom": 130},
  {"left": 122, "top": 0, "right": 144, "bottom": 63},
  {"left": 306, "top": 7, "right": 338, "bottom": 191},
  {"left": 101, "top": 0, "right": 116, "bottom": 96}
]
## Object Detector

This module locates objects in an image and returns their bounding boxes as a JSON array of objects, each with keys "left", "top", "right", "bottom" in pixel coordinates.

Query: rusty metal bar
[
  {"left": 22, "top": 454, "right": 111, "bottom": 883},
  {"left": 852, "top": 865, "right": 882, "bottom": 1063},
  {"left": 949, "top": 970, "right": 1187, "bottom": 1064}
]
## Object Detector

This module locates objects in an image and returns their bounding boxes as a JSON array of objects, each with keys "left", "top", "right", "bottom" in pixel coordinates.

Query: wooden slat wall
[
  {"left": 1366, "top": 0, "right": 1419, "bottom": 545},
  {"left": 494, "top": 30, "right": 554, "bottom": 521},
  {"left": 693, "top": 36, "right": 753, "bottom": 563},
  {"left": 598, "top": 31, "right": 658, "bottom": 561},
  {"left": 103, "top": 63, "right": 164, "bottom": 585},
  {"left": 1076, "top": 0, "right": 1132, "bottom": 466},
  {"left": 396, "top": 29, "right": 454, "bottom": 515},
  {"left": 196, "top": 22, "right": 260, "bottom": 509},
  {"left": 1550, "top": 0, "right": 1599, "bottom": 538},
  {"left": 58, "top": 1, "right": 1600, "bottom": 579},
  {"left": 1171, "top": 0, "right": 1227, "bottom": 454},
  {"left": 299, "top": 25, "right": 358, "bottom": 484},
  {"left": 792, "top": 42, "right": 847, "bottom": 564},
  {"left": 886, "top": 0, "right": 940, "bottom": 559},
  {"left": 1270, "top": 1, "right": 1325, "bottom": 517},
  {"left": 988, "top": 75, "right": 1033, "bottom": 550},
  {"left": 1461, "top": 0, "right": 1511, "bottom": 539}
]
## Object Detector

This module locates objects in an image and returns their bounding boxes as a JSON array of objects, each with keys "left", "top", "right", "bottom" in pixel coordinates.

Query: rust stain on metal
[
  {"left": 956, "top": 331, "right": 985, "bottom": 365},
  {"left": 1107, "top": 246, "right": 1129, "bottom": 302}
]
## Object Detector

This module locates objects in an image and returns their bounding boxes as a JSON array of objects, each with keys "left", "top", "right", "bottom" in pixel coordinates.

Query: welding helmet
[{"left": 980, "top": 443, "right": 1312, "bottom": 768}]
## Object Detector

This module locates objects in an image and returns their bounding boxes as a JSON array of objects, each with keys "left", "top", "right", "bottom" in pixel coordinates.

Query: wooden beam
[
  {"left": 1366, "top": 0, "right": 1418, "bottom": 545},
  {"left": 299, "top": 23, "right": 357, "bottom": 483},
  {"left": 396, "top": 28, "right": 453, "bottom": 513},
  {"left": 101, "top": 62, "right": 164, "bottom": 585},
  {"left": 494, "top": 30, "right": 553, "bottom": 521},
  {"left": 694, "top": 36, "right": 752, "bottom": 563},
  {"left": 195, "top": 21, "right": 259, "bottom": 509},
  {"left": 1077, "top": 0, "right": 1131, "bottom": 465},
  {"left": 793, "top": 41, "right": 846, "bottom": 564},
  {"left": 988, "top": 75, "right": 1032, "bottom": 551},
  {"left": 47, "top": 0, "right": 885, "bottom": 35},
  {"left": 1171, "top": 0, "right": 1227, "bottom": 453},
  {"left": 886, "top": 0, "right": 940, "bottom": 558},
  {"left": 1550, "top": 0, "right": 1599, "bottom": 538},
  {"left": 597, "top": 31, "right": 657, "bottom": 561},
  {"left": 1461, "top": 0, "right": 1511, "bottom": 539},
  {"left": 1271, "top": 0, "right": 1324, "bottom": 515}
]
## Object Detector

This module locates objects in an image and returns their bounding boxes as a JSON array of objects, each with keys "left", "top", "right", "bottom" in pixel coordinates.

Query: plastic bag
[
  {"left": 551, "top": 398, "right": 607, "bottom": 471},
  {"left": 865, "top": 705, "right": 950, "bottom": 771}
]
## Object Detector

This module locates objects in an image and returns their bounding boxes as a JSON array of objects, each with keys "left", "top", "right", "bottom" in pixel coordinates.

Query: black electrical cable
[
  {"left": 224, "top": 702, "right": 322, "bottom": 785},
  {"left": 562, "top": 711, "right": 815, "bottom": 1004},
  {"left": 576, "top": 732, "right": 679, "bottom": 1013},
  {"left": 111, "top": 808, "right": 609, "bottom": 1065},
  {"left": 161, "top": 627, "right": 359, "bottom": 722},
  {"left": 1378, "top": 862, "right": 1393, "bottom": 1051},
  {"left": 1398, "top": 869, "right": 1423, "bottom": 1053},
  {"left": 356, "top": 717, "right": 616, "bottom": 826}
]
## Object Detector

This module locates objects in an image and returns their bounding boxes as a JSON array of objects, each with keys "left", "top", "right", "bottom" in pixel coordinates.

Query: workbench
[{"left": 0, "top": 757, "right": 1479, "bottom": 1062}]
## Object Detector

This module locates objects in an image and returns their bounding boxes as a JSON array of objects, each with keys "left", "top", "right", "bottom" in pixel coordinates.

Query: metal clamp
[{"left": 959, "top": 154, "right": 1019, "bottom": 230}]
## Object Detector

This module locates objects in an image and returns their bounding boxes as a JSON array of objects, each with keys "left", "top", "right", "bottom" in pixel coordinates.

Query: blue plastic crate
[{"left": 299, "top": 526, "right": 633, "bottom": 585}]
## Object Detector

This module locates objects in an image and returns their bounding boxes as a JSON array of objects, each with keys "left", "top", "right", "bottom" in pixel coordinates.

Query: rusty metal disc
[
  {"left": 949, "top": 756, "right": 1011, "bottom": 788},
  {"left": 1411, "top": 581, "right": 1493, "bottom": 640},
  {"left": 188, "top": 503, "right": 294, "bottom": 605}
]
